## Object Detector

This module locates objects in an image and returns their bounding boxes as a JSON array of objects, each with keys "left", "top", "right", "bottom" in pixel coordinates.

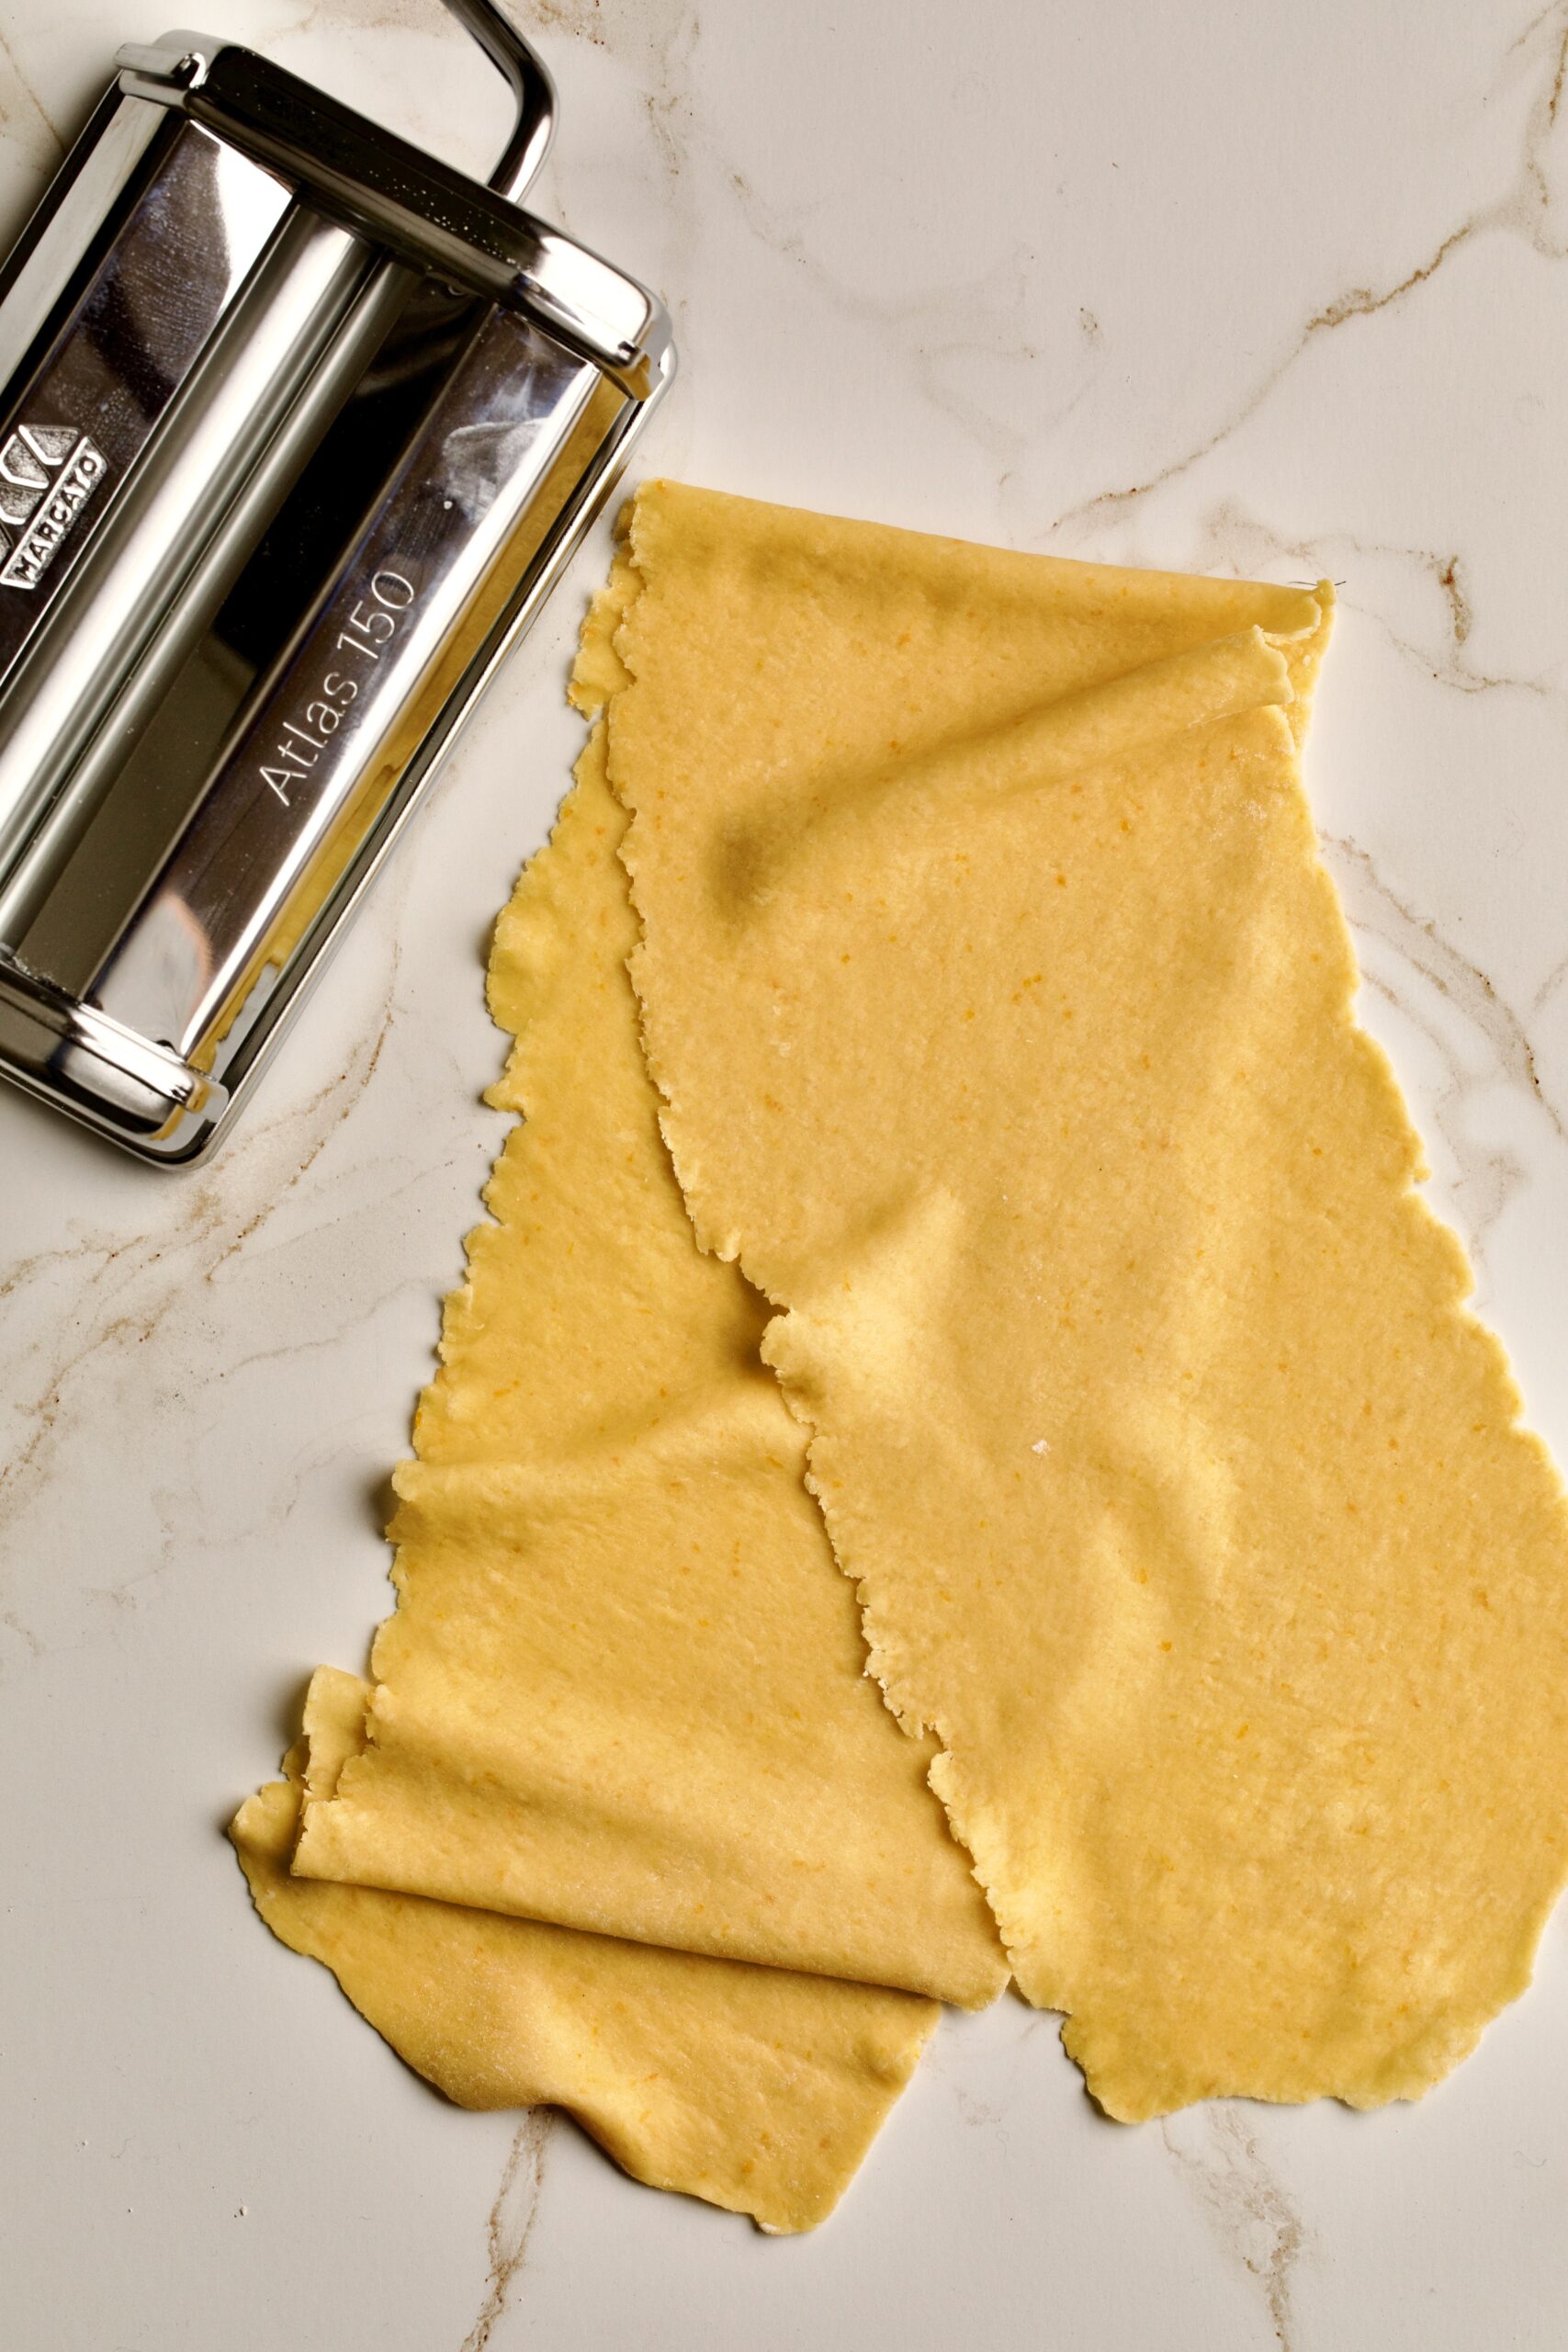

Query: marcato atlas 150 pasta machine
[{"left": 0, "top": 5, "right": 672, "bottom": 1161}]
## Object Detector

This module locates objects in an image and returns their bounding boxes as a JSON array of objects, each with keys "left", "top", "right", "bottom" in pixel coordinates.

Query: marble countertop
[{"left": 5, "top": 3, "right": 1568, "bottom": 2346}]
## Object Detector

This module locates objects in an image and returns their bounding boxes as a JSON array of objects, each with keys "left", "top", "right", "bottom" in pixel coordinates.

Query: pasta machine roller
[{"left": 0, "top": 4, "right": 672, "bottom": 1161}]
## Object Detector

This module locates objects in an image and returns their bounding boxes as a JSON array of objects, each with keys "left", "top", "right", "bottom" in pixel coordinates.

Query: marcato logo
[{"left": 0, "top": 422, "right": 107, "bottom": 591}]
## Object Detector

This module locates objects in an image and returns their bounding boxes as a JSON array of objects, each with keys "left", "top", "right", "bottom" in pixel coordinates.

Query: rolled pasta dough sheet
[{"left": 590, "top": 481, "right": 1568, "bottom": 2120}]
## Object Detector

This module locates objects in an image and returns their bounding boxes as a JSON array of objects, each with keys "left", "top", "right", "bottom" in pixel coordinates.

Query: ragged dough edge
[
  {"left": 231, "top": 1688, "right": 940, "bottom": 2233},
  {"left": 573, "top": 498, "right": 1022, "bottom": 1943},
  {"left": 290, "top": 734, "right": 632, "bottom": 1860},
  {"left": 588, "top": 491, "right": 1568, "bottom": 2119}
]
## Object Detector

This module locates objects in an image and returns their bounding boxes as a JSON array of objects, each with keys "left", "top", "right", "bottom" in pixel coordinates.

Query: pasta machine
[{"left": 0, "top": 4, "right": 672, "bottom": 1159}]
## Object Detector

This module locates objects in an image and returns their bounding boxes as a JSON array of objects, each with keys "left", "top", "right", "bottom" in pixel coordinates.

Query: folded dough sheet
[
  {"left": 232, "top": 1670, "right": 936, "bottom": 2232},
  {"left": 234, "top": 480, "right": 1568, "bottom": 2226}
]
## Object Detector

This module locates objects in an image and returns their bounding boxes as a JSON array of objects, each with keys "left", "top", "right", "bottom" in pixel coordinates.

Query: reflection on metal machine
[{"left": 0, "top": 4, "right": 674, "bottom": 1162}]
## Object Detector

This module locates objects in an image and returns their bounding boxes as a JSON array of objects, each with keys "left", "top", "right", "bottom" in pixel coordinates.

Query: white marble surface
[{"left": 4, "top": 2, "right": 1568, "bottom": 2345}]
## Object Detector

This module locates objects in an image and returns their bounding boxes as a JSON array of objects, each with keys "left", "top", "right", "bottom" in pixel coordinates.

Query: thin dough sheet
[{"left": 590, "top": 481, "right": 1568, "bottom": 2121}]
